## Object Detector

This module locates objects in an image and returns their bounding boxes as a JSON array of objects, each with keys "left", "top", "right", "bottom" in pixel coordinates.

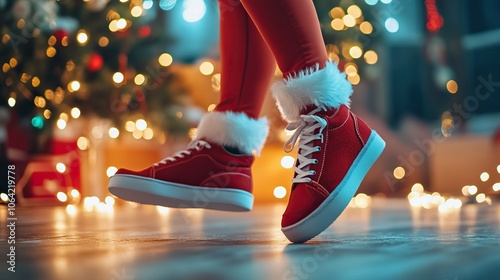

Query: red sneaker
[
  {"left": 272, "top": 61, "right": 385, "bottom": 242},
  {"left": 108, "top": 111, "right": 269, "bottom": 211}
]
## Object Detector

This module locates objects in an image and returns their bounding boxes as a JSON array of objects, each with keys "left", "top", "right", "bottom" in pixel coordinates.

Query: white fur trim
[
  {"left": 271, "top": 61, "right": 352, "bottom": 122},
  {"left": 194, "top": 111, "right": 269, "bottom": 155}
]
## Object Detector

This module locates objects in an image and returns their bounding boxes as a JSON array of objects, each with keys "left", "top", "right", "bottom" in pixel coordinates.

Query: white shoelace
[
  {"left": 284, "top": 108, "right": 327, "bottom": 183},
  {"left": 154, "top": 140, "right": 212, "bottom": 166}
]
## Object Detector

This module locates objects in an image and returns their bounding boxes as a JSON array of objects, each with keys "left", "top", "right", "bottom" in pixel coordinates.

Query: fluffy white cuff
[
  {"left": 271, "top": 61, "right": 352, "bottom": 122},
  {"left": 195, "top": 111, "right": 269, "bottom": 155}
]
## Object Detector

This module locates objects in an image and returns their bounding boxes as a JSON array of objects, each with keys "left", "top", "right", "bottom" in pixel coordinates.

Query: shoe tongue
[{"left": 300, "top": 104, "right": 337, "bottom": 116}]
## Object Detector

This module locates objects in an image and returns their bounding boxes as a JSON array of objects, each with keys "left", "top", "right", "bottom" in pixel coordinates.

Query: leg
[
  {"left": 215, "top": 0, "right": 276, "bottom": 119},
  {"left": 107, "top": 0, "right": 276, "bottom": 212},
  {"left": 241, "top": 0, "right": 386, "bottom": 242},
  {"left": 240, "top": 0, "right": 327, "bottom": 77}
]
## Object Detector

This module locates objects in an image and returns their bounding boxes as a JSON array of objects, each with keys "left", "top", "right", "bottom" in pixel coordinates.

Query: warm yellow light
[
  {"left": 46, "top": 46, "right": 57, "bottom": 57},
  {"left": 354, "top": 193, "right": 371, "bottom": 208},
  {"left": 349, "top": 46, "right": 363, "bottom": 59},
  {"left": 329, "top": 7, "right": 345, "bottom": 19},
  {"left": 211, "top": 73, "right": 221, "bottom": 91},
  {"left": 70, "top": 107, "right": 81, "bottom": 119},
  {"left": 411, "top": 183, "right": 424, "bottom": 193},
  {"left": 0, "top": 193, "right": 8, "bottom": 202},
  {"left": 345, "top": 64, "right": 357, "bottom": 76},
  {"left": 364, "top": 50, "right": 378, "bottom": 64},
  {"left": 393, "top": 166, "right": 405, "bottom": 179},
  {"left": 156, "top": 206, "right": 169, "bottom": 214},
  {"left": 98, "top": 36, "right": 109, "bottom": 47},
  {"left": 68, "top": 81, "right": 81, "bottom": 92},
  {"left": 66, "top": 204, "right": 77, "bottom": 215},
  {"left": 468, "top": 185, "right": 478, "bottom": 195},
  {"left": 347, "top": 74, "right": 360, "bottom": 85},
  {"left": 158, "top": 53, "right": 173, "bottom": 67},
  {"left": 135, "top": 119, "right": 147, "bottom": 130},
  {"left": 199, "top": 61, "right": 214, "bottom": 75},
  {"left": 109, "top": 127, "right": 120, "bottom": 138},
  {"left": 143, "top": 128, "right": 154, "bottom": 140},
  {"left": 106, "top": 166, "right": 118, "bottom": 177},
  {"left": 2, "top": 63, "right": 9, "bottom": 73},
  {"left": 125, "top": 121, "right": 135, "bottom": 132},
  {"left": 480, "top": 172, "right": 489, "bottom": 182},
  {"left": 359, "top": 21, "right": 373, "bottom": 34},
  {"left": 493, "top": 183, "right": 500, "bottom": 191},
  {"left": 8, "top": 97, "right": 16, "bottom": 107},
  {"left": 116, "top": 18, "right": 127, "bottom": 30},
  {"left": 31, "top": 76, "right": 40, "bottom": 87},
  {"left": 343, "top": 15, "right": 356, "bottom": 27},
  {"left": 330, "top": 18, "right": 344, "bottom": 31},
  {"left": 475, "top": 193, "right": 486, "bottom": 203},
  {"left": 113, "top": 72, "right": 124, "bottom": 83},
  {"left": 281, "top": 156, "right": 295, "bottom": 169},
  {"left": 60, "top": 112, "right": 68, "bottom": 121},
  {"left": 77, "top": 136, "right": 90, "bottom": 150},
  {"left": 105, "top": 196, "right": 115, "bottom": 206},
  {"left": 273, "top": 186, "right": 287, "bottom": 199},
  {"left": 76, "top": 31, "right": 88, "bottom": 44},
  {"left": 132, "top": 129, "right": 143, "bottom": 139},
  {"left": 188, "top": 128, "right": 198, "bottom": 140},
  {"left": 34, "top": 96, "right": 46, "bottom": 108},
  {"left": 446, "top": 80, "right": 458, "bottom": 94},
  {"left": 347, "top": 5, "right": 362, "bottom": 18},
  {"left": 70, "top": 189, "right": 80, "bottom": 198},
  {"left": 57, "top": 119, "right": 67, "bottom": 130},
  {"left": 207, "top": 104, "right": 216, "bottom": 112},
  {"left": 57, "top": 192, "right": 68, "bottom": 202},
  {"left": 131, "top": 6, "right": 143, "bottom": 17},
  {"left": 109, "top": 20, "right": 119, "bottom": 32},
  {"left": 134, "top": 74, "right": 146, "bottom": 85},
  {"left": 43, "top": 109, "right": 52, "bottom": 119},
  {"left": 9, "top": 58, "right": 18, "bottom": 68},
  {"left": 48, "top": 35, "right": 57, "bottom": 46},
  {"left": 56, "top": 163, "right": 67, "bottom": 173}
]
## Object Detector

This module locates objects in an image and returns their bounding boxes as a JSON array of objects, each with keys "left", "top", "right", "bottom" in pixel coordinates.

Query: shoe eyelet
[
  {"left": 311, "top": 170, "right": 316, "bottom": 175},
  {"left": 316, "top": 146, "right": 321, "bottom": 151},
  {"left": 314, "top": 159, "right": 319, "bottom": 164}
]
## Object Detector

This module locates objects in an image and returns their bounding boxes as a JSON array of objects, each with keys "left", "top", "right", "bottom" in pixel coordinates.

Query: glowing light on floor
[
  {"left": 66, "top": 204, "right": 77, "bottom": 215},
  {"left": 475, "top": 193, "right": 486, "bottom": 203},
  {"left": 107, "top": 166, "right": 118, "bottom": 177},
  {"left": 280, "top": 156, "right": 295, "bottom": 169},
  {"left": 468, "top": 185, "right": 478, "bottom": 195},
  {"left": 109, "top": 127, "right": 120, "bottom": 138},
  {"left": 159, "top": 53, "right": 173, "bottom": 67},
  {"left": 57, "top": 119, "right": 67, "bottom": 130},
  {"left": 71, "top": 107, "right": 81, "bottom": 118},
  {"left": 77, "top": 136, "right": 90, "bottom": 150},
  {"left": 105, "top": 196, "right": 115, "bottom": 206},
  {"left": 157, "top": 206, "right": 169, "bottom": 214},
  {"left": 273, "top": 186, "right": 287, "bottom": 199},
  {"left": 199, "top": 61, "right": 214, "bottom": 75}
]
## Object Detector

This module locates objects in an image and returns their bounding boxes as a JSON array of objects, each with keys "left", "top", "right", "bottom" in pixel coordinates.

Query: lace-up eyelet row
[
  {"left": 154, "top": 140, "right": 212, "bottom": 166},
  {"left": 283, "top": 108, "right": 327, "bottom": 184}
]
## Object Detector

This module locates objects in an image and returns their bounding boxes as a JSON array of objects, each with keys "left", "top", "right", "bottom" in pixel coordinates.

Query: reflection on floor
[{"left": 1, "top": 199, "right": 499, "bottom": 280}]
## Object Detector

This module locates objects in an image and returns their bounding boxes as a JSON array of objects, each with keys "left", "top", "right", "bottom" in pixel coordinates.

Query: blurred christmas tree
[{"left": 1, "top": 0, "right": 190, "bottom": 153}]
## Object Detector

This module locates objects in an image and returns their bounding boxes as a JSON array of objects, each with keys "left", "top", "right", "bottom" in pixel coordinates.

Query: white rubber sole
[
  {"left": 282, "top": 130, "right": 386, "bottom": 243},
  {"left": 108, "top": 175, "right": 254, "bottom": 212}
]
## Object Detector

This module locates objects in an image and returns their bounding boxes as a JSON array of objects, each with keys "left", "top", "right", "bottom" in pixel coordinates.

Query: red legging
[{"left": 215, "top": 0, "right": 328, "bottom": 119}]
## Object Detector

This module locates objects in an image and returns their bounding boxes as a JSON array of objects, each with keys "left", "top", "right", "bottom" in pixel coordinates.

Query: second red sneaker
[
  {"left": 272, "top": 61, "right": 386, "bottom": 242},
  {"left": 108, "top": 111, "right": 269, "bottom": 211}
]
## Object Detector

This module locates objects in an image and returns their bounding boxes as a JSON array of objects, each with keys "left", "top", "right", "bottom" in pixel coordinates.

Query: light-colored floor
[{"left": 1, "top": 199, "right": 499, "bottom": 280}]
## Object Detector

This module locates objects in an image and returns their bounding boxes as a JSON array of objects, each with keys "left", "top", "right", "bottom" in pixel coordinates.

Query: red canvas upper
[
  {"left": 282, "top": 105, "right": 372, "bottom": 227},
  {"left": 115, "top": 140, "right": 255, "bottom": 194}
]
